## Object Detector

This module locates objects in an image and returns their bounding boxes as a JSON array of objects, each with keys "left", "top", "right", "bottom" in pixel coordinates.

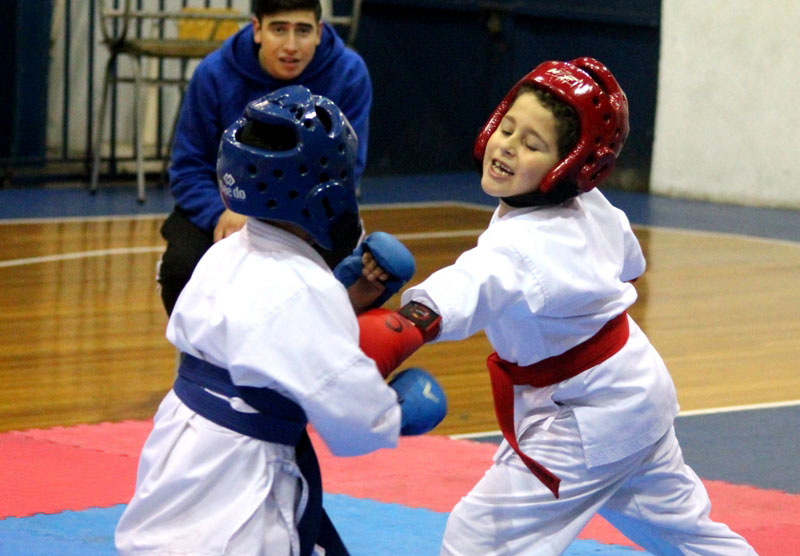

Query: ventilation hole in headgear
[
  {"left": 338, "top": 143, "right": 346, "bottom": 153},
  {"left": 609, "top": 142, "right": 616, "bottom": 150},
  {"left": 298, "top": 164, "right": 308, "bottom": 175},
  {"left": 288, "top": 190, "right": 299, "bottom": 199},
  {"left": 247, "top": 164, "right": 258, "bottom": 177},
  {"left": 319, "top": 172, "right": 330, "bottom": 183},
  {"left": 257, "top": 181, "right": 267, "bottom": 193},
  {"left": 615, "top": 128, "right": 621, "bottom": 136},
  {"left": 592, "top": 96, "right": 600, "bottom": 106},
  {"left": 303, "top": 120, "right": 313, "bottom": 129},
  {"left": 266, "top": 199, "right": 277, "bottom": 209},
  {"left": 315, "top": 105, "right": 333, "bottom": 133},
  {"left": 603, "top": 113, "right": 611, "bottom": 123},
  {"left": 340, "top": 170, "right": 348, "bottom": 179},
  {"left": 294, "top": 108, "right": 304, "bottom": 120},
  {"left": 595, "top": 137, "right": 602, "bottom": 145},
  {"left": 302, "top": 209, "right": 311, "bottom": 218},
  {"left": 238, "top": 120, "right": 296, "bottom": 151},
  {"left": 590, "top": 165, "right": 608, "bottom": 181},
  {"left": 320, "top": 156, "right": 328, "bottom": 167},
  {"left": 586, "top": 154, "right": 596, "bottom": 165},
  {"left": 321, "top": 196, "right": 335, "bottom": 219},
  {"left": 273, "top": 169, "right": 284, "bottom": 179},
  {"left": 581, "top": 67, "right": 609, "bottom": 94}
]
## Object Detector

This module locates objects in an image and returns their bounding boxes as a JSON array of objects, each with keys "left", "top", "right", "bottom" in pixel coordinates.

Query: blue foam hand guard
[
  {"left": 333, "top": 232, "right": 416, "bottom": 309},
  {"left": 388, "top": 368, "right": 447, "bottom": 436}
]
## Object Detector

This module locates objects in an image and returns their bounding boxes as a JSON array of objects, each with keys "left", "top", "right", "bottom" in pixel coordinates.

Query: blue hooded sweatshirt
[{"left": 169, "top": 23, "right": 372, "bottom": 232}]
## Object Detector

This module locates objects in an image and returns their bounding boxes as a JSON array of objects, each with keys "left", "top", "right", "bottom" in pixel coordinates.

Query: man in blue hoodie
[{"left": 158, "top": 0, "right": 372, "bottom": 315}]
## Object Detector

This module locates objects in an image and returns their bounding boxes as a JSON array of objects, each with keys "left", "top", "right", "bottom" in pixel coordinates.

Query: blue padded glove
[
  {"left": 388, "top": 368, "right": 447, "bottom": 436},
  {"left": 333, "top": 231, "right": 416, "bottom": 309}
]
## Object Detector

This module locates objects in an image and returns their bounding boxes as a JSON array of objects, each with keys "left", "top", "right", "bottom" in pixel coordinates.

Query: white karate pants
[{"left": 441, "top": 413, "right": 757, "bottom": 556}]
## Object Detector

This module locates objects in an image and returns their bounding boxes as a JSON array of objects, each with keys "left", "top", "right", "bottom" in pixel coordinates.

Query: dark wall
[
  {"left": 350, "top": 0, "right": 661, "bottom": 191},
  {"left": 0, "top": 0, "right": 53, "bottom": 164},
  {"left": 0, "top": 1, "right": 18, "bottom": 160}
]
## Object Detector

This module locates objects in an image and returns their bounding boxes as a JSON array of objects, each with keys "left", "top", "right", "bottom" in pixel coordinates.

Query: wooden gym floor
[{"left": 1, "top": 187, "right": 798, "bottom": 437}]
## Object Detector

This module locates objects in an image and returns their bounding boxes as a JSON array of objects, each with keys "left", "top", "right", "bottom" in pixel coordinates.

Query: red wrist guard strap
[{"left": 397, "top": 301, "right": 441, "bottom": 342}]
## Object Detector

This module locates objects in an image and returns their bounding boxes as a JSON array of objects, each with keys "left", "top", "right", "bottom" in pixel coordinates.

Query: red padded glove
[{"left": 358, "top": 302, "right": 441, "bottom": 378}]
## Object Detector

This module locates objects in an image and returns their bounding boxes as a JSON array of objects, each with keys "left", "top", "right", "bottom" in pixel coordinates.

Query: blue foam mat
[
  {"left": 0, "top": 495, "right": 647, "bottom": 556},
  {"left": 0, "top": 505, "right": 124, "bottom": 556}
]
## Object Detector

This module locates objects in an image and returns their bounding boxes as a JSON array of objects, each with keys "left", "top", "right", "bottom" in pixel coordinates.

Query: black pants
[{"left": 157, "top": 206, "right": 213, "bottom": 316}]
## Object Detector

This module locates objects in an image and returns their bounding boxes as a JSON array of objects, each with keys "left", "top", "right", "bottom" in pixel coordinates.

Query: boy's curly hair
[{"left": 517, "top": 84, "right": 579, "bottom": 160}]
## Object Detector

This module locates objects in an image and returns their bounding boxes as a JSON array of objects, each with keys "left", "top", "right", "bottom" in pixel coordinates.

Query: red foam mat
[
  {"left": 2, "top": 421, "right": 797, "bottom": 554},
  {"left": 0, "top": 433, "right": 139, "bottom": 518},
  {"left": 314, "top": 432, "right": 494, "bottom": 512},
  {"left": 16, "top": 420, "right": 155, "bottom": 457}
]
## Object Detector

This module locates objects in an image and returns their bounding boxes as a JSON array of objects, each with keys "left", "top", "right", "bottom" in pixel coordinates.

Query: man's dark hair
[{"left": 253, "top": 0, "right": 322, "bottom": 21}]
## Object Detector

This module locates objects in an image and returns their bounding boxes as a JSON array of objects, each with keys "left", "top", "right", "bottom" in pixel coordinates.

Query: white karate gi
[
  {"left": 402, "top": 189, "right": 756, "bottom": 556},
  {"left": 116, "top": 218, "right": 401, "bottom": 556}
]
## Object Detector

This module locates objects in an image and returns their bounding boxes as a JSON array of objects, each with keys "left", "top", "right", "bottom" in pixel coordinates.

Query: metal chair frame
[
  {"left": 328, "top": 0, "right": 363, "bottom": 46},
  {"left": 90, "top": 0, "right": 249, "bottom": 202}
]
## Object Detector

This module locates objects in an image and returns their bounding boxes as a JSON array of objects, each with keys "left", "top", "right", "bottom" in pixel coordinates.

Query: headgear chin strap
[
  {"left": 217, "top": 85, "right": 360, "bottom": 266},
  {"left": 473, "top": 57, "right": 630, "bottom": 201}
]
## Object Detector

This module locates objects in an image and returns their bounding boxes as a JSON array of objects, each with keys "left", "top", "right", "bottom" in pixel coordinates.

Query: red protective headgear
[{"left": 473, "top": 57, "right": 629, "bottom": 195}]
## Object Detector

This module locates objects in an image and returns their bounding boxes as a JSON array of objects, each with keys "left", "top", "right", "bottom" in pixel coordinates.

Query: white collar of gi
[
  {"left": 491, "top": 203, "right": 547, "bottom": 225},
  {"left": 241, "top": 217, "right": 330, "bottom": 270}
]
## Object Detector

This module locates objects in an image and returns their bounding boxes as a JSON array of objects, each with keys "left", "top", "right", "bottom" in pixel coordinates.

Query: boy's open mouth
[{"left": 492, "top": 160, "right": 514, "bottom": 176}]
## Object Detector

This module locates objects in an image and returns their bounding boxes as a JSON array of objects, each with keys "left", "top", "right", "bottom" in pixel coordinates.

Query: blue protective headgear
[{"left": 217, "top": 86, "right": 361, "bottom": 264}]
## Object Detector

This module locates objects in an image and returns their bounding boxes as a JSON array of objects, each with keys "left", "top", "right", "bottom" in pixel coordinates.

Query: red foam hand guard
[
  {"left": 358, "top": 302, "right": 441, "bottom": 379},
  {"left": 358, "top": 309, "right": 424, "bottom": 378}
]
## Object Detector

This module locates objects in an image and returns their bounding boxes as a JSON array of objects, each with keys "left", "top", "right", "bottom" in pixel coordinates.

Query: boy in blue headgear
[{"left": 115, "top": 87, "right": 446, "bottom": 556}]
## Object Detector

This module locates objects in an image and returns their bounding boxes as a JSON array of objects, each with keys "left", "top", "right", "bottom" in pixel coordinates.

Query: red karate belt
[{"left": 486, "top": 311, "right": 630, "bottom": 498}]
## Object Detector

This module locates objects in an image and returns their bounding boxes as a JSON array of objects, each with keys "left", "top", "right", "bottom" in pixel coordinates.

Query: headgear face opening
[
  {"left": 216, "top": 86, "right": 360, "bottom": 257},
  {"left": 473, "top": 57, "right": 630, "bottom": 197}
]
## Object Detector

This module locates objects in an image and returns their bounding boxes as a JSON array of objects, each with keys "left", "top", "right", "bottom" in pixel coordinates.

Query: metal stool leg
[
  {"left": 90, "top": 56, "right": 115, "bottom": 195},
  {"left": 346, "top": 0, "right": 363, "bottom": 46},
  {"left": 158, "top": 76, "right": 188, "bottom": 190},
  {"left": 132, "top": 56, "right": 146, "bottom": 204}
]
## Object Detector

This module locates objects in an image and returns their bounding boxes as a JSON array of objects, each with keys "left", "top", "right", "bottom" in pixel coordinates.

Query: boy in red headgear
[{"left": 357, "top": 58, "right": 756, "bottom": 555}]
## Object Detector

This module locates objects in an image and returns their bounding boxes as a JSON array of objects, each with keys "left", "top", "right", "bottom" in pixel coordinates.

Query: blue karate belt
[{"left": 174, "top": 352, "right": 349, "bottom": 556}]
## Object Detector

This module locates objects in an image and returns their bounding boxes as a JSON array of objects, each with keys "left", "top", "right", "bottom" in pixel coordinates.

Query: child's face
[{"left": 481, "top": 92, "right": 560, "bottom": 202}]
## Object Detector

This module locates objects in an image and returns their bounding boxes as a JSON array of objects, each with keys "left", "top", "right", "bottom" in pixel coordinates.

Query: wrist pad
[{"left": 397, "top": 301, "right": 441, "bottom": 343}]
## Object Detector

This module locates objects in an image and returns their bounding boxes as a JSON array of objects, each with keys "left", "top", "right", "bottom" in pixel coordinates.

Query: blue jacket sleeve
[
  {"left": 168, "top": 64, "right": 227, "bottom": 232},
  {"left": 335, "top": 59, "right": 372, "bottom": 186}
]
